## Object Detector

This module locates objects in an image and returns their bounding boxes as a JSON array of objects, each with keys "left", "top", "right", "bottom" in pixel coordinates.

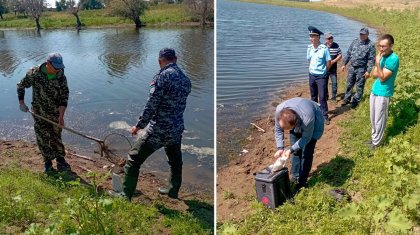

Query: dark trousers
[
  {"left": 309, "top": 73, "right": 328, "bottom": 119},
  {"left": 326, "top": 71, "right": 338, "bottom": 100},
  {"left": 33, "top": 114, "right": 65, "bottom": 162},
  {"left": 123, "top": 138, "right": 183, "bottom": 198},
  {"left": 344, "top": 66, "right": 366, "bottom": 104},
  {"left": 289, "top": 129, "right": 317, "bottom": 186}
]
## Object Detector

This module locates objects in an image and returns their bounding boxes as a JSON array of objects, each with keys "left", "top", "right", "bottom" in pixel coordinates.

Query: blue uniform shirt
[
  {"left": 307, "top": 44, "right": 331, "bottom": 76},
  {"left": 136, "top": 63, "right": 192, "bottom": 145}
]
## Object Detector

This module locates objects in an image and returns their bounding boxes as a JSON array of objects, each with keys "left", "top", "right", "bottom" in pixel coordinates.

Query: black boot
[
  {"left": 56, "top": 157, "right": 71, "bottom": 172},
  {"left": 158, "top": 171, "right": 182, "bottom": 199},
  {"left": 44, "top": 160, "right": 55, "bottom": 173},
  {"left": 122, "top": 175, "right": 138, "bottom": 201}
]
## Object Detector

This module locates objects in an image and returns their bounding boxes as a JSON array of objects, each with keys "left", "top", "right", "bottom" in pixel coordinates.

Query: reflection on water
[
  {"left": 217, "top": 0, "right": 376, "bottom": 166},
  {"left": 0, "top": 27, "right": 214, "bottom": 188}
]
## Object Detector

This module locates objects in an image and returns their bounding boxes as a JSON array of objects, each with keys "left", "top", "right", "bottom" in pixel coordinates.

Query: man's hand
[
  {"left": 375, "top": 52, "right": 383, "bottom": 65},
  {"left": 131, "top": 126, "right": 140, "bottom": 136},
  {"left": 283, "top": 149, "right": 292, "bottom": 158},
  {"left": 364, "top": 72, "right": 370, "bottom": 79},
  {"left": 19, "top": 103, "right": 29, "bottom": 112},
  {"left": 274, "top": 149, "right": 284, "bottom": 158}
]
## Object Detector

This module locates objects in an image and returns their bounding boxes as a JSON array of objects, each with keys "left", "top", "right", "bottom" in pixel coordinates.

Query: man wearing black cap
[
  {"left": 17, "top": 53, "right": 71, "bottom": 173},
  {"left": 341, "top": 27, "right": 376, "bottom": 108},
  {"left": 307, "top": 26, "right": 332, "bottom": 125},
  {"left": 119, "top": 48, "right": 192, "bottom": 200}
]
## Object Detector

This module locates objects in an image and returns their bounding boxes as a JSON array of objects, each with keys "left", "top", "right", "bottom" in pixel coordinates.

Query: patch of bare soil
[
  {"left": 0, "top": 140, "right": 213, "bottom": 215},
  {"left": 216, "top": 82, "right": 353, "bottom": 222}
]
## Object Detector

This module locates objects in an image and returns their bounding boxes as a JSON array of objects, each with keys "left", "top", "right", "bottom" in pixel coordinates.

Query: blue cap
[
  {"left": 308, "top": 26, "right": 323, "bottom": 36},
  {"left": 360, "top": 27, "right": 369, "bottom": 35},
  {"left": 47, "top": 52, "right": 65, "bottom": 69},
  {"left": 159, "top": 48, "right": 176, "bottom": 60}
]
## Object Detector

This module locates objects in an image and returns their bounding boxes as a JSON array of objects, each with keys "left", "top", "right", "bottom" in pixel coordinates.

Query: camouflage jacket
[
  {"left": 136, "top": 63, "right": 192, "bottom": 143},
  {"left": 342, "top": 38, "right": 376, "bottom": 73},
  {"left": 17, "top": 63, "right": 69, "bottom": 116}
]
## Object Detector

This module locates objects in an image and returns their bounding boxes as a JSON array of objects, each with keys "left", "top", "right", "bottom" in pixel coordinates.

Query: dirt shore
[
  {"left": 216, "top": 80, "right": 354, "bottom": 222},
  {"left": 0, "top": 140, "right": 213, "bottom": 214}
]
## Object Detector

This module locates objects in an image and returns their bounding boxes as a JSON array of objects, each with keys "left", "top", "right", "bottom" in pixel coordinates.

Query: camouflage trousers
[
  {"left": 343, "top": 66, "right": 367, "bottom": 104},
  {"left": 33, "top": 114, "right": 65, "bottom": 162}
]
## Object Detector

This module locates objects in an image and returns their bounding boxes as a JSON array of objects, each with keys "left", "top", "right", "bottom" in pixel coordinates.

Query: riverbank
[
  {"left": 217, "top": 79, "right": 352, "bottom": 222},
  {"left": 0, "top": 4, "right": 212, "bottom": 29},
  {"left": 0, "top": 140, "right": 213, "bottom": 234},
  {"left": 218, "top": 0, "right": 419, "bottom": 234}
]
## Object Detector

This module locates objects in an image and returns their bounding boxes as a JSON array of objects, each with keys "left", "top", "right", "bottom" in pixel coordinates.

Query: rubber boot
[
  {"left": 158, "top": 171, "right": 182, "bottom": 199},
  {"left": 44, "top": 160, "right": 55, "bottom": 173},
  {"left": 56, "top": 157, "right": 71, "bottom": 172},
  {"left": 122, "top": 175, "right": 138, "bottom": 201}
]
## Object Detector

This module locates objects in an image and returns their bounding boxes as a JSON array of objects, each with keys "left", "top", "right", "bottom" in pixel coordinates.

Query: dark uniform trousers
[
  {"left": 123, "top": 136, "right": 183, "bottom": 199},
  {"left": 33, "top": 113, "right": 65, "bottom": 162},
  {"left": 344, "top": 65, "right": 366, "bottom": 105},
  {"left": 309, "top": 73, "right": 328, "bottom": 119},
  {"left": 289, "top": 129, "right": 317, "bottom": 187}
]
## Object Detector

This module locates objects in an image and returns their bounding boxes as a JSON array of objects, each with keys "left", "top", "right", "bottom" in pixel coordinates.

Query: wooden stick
[
  {"left": 77, "top": 165, "right": 92, "bottom": 172},
  {"left": 68, "top": 152, "right": 96, "bottom": 162},
  {"left": 250, "top": 122, "right": 265, "bottom": 132}
]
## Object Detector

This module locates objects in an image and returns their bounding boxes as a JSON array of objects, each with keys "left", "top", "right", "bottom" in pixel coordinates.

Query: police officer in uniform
[
  {"left": 121, "top": 48, "right": 191, "bottom": 200},
  {"left": 307, "top": 26, "right": 331, "bottom": 125},
  {"left": 17, "top": 53, "right": 71, "bottom": 173},
  {"left": 341, "top": 27, "right": 376, "bottom": 108}
]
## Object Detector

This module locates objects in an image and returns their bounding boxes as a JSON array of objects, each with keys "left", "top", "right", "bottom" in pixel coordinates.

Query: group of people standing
[
  {"left": 17, "top": 48, "right": 191, "bottom": 200},
  {"left": 274, "top": 26, "right": 400, "bottom": 192}
]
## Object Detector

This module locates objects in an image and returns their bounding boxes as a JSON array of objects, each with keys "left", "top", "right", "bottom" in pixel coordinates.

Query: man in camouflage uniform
[
  {"left": 121, "top": 48, "right": 191, "bottom": 200},
  {"left": 341, "top": 28, "right": 376, "bottom": 108},
  {"left": 17, "top": 53, "right": 71, "bottom": 173}
]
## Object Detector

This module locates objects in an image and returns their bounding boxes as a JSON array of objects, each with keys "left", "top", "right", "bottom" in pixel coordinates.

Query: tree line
[{"left": 0, "top": 0, "right": 213, "bottom": 30}]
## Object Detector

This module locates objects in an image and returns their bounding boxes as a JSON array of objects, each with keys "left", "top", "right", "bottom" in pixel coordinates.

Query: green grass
[
  {"left": 0, "top": 167, "right": 213, "bottom": 234},
  {"left": 0, "top": 4, "right": 197, "bottom": 29},
  {"left": 218, "top": 1, "right": 420, "bottom": 234}
]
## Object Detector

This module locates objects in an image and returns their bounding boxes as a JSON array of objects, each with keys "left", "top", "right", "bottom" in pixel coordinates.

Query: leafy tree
[
  {"left": 22, "top": 0, "right": 45, "bottom": 30},
  {"left": 80, "top": 0, "right": 103, "bottom": 10},
  {"left": 184, "top": 0, "right": 213, "bottom": 25},
  {"left": 9, "top": 0, "right": 26, "bottom": 16},
  {"left": 110, "top": 0, "right": 148, "bottom": 28},
  {"left": 55, "top": 0, "right": 67, "bottom": 11},
  {"left": 67, "top": 0, "right": 82, "bottom": 29},
  {"left": 0, "top": 0, "right": 8, "bottom": 19}
]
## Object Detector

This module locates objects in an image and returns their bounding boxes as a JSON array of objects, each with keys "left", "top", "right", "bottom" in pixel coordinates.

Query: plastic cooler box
[{"left": 255, "top": 167, "right": 292, "bottom": 208}]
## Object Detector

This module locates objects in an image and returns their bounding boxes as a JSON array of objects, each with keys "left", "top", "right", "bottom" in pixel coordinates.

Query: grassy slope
[
  {"left": 0, "top": 4, "right": 195, "bottom": 29},
  {"left": 0, "top": 153, "right": 212, "bottom": 234},
  {"left": 219, "top": 0, "right": 420, "bottom": 234}
]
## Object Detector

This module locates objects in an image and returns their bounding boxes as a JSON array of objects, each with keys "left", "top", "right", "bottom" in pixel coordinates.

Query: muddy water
[
  {"left": 217, "top": 0, "right": 377, "bottom": 166},
  {"left": 0, "top": 27, "right": 214, "bottom": 188}
]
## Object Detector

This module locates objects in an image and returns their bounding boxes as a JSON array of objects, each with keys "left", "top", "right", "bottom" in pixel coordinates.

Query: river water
[
  {"left": 0, "top": 27, "right": 214, "bottom": 188},
  {"left": 217, "top": 0, "right": 376, "bottom": 166}
]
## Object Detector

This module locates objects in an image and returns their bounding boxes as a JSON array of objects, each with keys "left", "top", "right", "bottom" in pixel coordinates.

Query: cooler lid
[{"left": 255, "top": 167, "right": 288, "bottom": 183}]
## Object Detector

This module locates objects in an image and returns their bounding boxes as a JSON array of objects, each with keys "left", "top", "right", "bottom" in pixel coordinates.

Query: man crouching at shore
[{"left": 274, "top": 97, "right": 324, "bottom": 191}]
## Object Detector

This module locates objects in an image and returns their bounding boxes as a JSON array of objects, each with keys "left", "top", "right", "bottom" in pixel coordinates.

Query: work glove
[{"left": 19, "top": 103, "right": 29, "bottom": 112}]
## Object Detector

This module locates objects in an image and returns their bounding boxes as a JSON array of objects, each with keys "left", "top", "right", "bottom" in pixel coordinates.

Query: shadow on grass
[
  {"left": 184, "top": 199, "right": 214, "bottom": 230},
  {"left": 308, "top": 156, "right": 355, "bottom": 187},
  {"left": 155, "top": 199, "right": 214, "bottom": 231},
  {"left": 45, "top": 170, "right": 91, "bottom": 188}
]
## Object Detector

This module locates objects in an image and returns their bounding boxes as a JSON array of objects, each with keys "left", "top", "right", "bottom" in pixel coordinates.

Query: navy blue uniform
[
  {"left": 342, "top": 38, "right": 376, "bottom": 105},
  {"left": 123, "top": 62, "right": 191, "bottom": 199}
]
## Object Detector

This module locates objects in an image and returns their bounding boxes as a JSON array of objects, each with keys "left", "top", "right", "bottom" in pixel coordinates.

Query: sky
[{"left": 45, "top": 0, "right": 79, "bottom": 8}]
